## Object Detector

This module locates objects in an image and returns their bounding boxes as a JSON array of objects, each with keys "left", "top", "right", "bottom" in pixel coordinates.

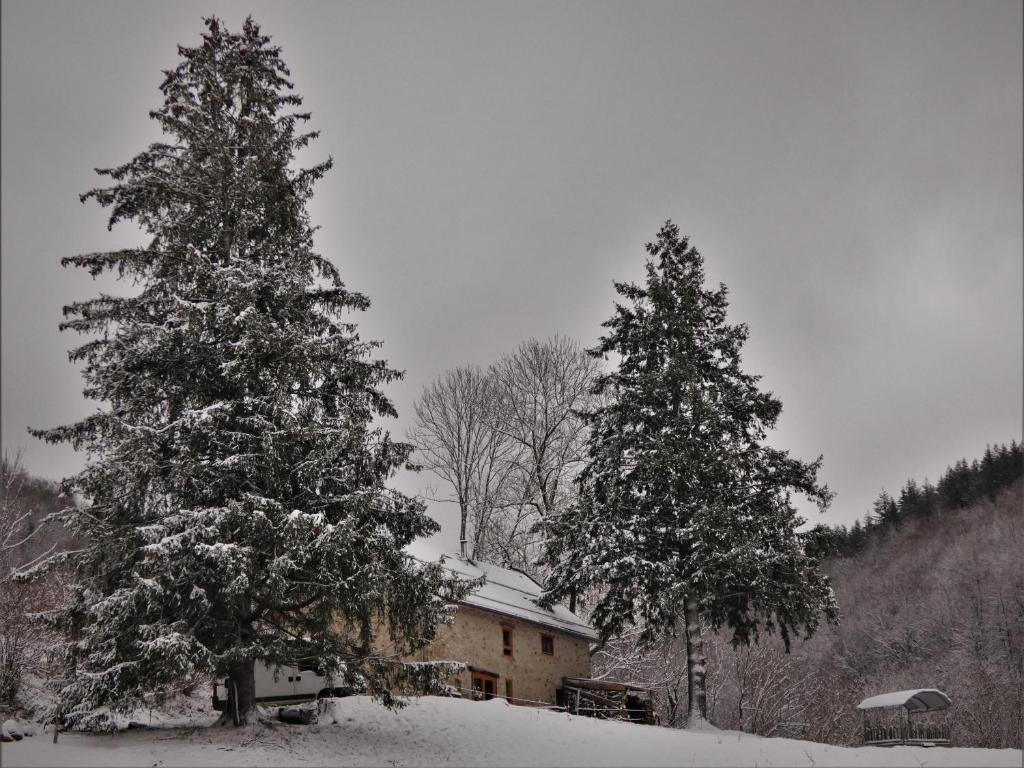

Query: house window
[
  {"left": 541, "top": 633, "right": 554, "bottom": 656},
  {"left": 502, "top": 626, "right": 513, "bottom": 656},
  {"left": 505, "top": 679, "right": 514, "bottom": 704}
]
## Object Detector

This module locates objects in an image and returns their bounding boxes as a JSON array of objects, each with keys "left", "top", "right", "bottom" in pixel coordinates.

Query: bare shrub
[{"left": 1, "top": 454, "right": 66, "bottom": 708}]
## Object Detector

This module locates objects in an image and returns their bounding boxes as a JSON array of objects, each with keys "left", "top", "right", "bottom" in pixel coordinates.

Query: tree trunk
[
  {"left": 459, "top": 501, "right": 468, "bottom": 558},
  {"left": 667, "top": 688, "right": 679, "bottom": 728},
  {"left": 223, "top": 659, "right": 257, "bottom": 726},
  {"left": 684, "top": 596, "right": 708, "bottom": 728}
]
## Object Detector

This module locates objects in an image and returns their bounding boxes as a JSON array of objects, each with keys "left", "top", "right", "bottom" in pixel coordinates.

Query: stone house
[
  {"left": 235, "top": 553, "right": 601, "bottom": 712},
  {"left": 408, "top": 553, "right": 597, "bottom": 707}
]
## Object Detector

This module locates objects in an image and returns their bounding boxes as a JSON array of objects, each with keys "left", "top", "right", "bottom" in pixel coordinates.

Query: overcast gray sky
[{"left": 2, "top": 0, "right": 1021, "bottom": 549}]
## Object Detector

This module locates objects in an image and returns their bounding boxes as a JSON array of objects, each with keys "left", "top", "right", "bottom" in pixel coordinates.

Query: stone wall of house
[{"left": 410, "top": 604, "right": 592, "bottom": 706}]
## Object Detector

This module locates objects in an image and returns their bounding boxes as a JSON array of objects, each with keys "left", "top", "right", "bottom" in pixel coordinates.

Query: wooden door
[{"left": 471, "top": 672, "right": 498, "bottom": 701}]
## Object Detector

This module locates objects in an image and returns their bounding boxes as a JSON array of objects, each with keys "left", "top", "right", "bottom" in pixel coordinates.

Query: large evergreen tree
[
  {"left": 28, "top": 17, "right": 467, "bottom": 726},
  {"left": 540, "top": 222, "right": 837, "bottom": 726}
]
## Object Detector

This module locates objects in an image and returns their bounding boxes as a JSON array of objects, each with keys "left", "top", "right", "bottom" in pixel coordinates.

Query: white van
[{"left": 213, "top": 660, "right": 361, "bottom": 710}]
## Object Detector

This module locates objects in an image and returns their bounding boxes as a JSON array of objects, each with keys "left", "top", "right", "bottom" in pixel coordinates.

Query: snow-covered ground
[{"left": 3, "top": 695, "right": 1020, "bottom": 767}]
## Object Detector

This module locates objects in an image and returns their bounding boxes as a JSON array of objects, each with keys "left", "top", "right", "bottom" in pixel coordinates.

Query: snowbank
[{"left": 2, "top": 694, "right": 1020, "bottom": 767}]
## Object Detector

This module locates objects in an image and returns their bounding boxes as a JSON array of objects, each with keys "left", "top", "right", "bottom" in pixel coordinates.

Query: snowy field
[{"left": 3, "top": 695, "right": 1020, "bottom": 768}]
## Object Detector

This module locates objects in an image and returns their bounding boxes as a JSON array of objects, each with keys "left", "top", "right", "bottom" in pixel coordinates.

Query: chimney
[{"left": 459, "top": 538, "right": 467, "bottom": 558}]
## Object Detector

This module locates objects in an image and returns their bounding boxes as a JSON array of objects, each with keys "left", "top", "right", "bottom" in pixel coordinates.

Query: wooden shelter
[
  {"left": 559, "top": 677, "right": 656, "bottom": 724},
  {"left": 857, "top": 688, "right": 952, "bottom": 747}
]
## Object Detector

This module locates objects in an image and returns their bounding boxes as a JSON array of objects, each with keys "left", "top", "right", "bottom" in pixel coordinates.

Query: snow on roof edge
[
  {"left": 856, "top": 688, "right": 952, "bottom": 712},
  {"left": 458, "top": 597, "right": 599, "bottom": 642},
  {"left": 415, "top": 551, "right": 599, "bottom": 641}
]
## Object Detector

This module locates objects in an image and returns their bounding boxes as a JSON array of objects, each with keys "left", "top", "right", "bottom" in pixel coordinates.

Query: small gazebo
[{"left": 857, "top": 688, "right": 952, "bottom": 747}]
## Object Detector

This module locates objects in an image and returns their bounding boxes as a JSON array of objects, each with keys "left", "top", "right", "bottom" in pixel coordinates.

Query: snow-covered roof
[
  {"left": 438, "top": 553, "right": 599, "bottom": 642},
  {"left": 856, "top": 689, "right": 952, "bottom": 712}
]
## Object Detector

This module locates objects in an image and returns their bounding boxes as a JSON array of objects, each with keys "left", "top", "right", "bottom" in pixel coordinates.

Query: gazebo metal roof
[{"left": 856, "top": 689, "right": 952, "bottom": 713}]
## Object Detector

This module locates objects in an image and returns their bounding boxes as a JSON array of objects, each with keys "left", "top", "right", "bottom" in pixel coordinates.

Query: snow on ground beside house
[
  {"left": 2, "top": 695, "right": 1020, "bottom": 768},
  {"left": 10, "top": 674, "right": 215, "bottom": 733}
]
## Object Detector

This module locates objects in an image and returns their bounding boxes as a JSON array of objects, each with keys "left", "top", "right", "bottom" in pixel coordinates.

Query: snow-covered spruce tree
[
  {"left": 27, "top": 17, "right": 470, "bottom": 727},
  {"left": 539, "top": 221, "right": 837, "bottom": 727}
]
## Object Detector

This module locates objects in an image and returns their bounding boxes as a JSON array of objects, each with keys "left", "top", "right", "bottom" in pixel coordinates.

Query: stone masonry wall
[{"left": 411, "top": 604, "right": 592, "bottom": 706}]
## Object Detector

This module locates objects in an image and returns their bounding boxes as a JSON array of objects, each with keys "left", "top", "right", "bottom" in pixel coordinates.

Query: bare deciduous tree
[
  {"left": 487, "top": 336, "right": 600, "bottom": 578},
  {"left": 1, "top": 453, "right": 64, "bottom": 706},
  {"left": 489, "top": 336, "right": 597, "bottom": 517},
  {"left": 408, "top": 367, "right": 515, "bottom": 557},
  {"left": 407, "top": 338, "right": 600, "bottom": 580},
  {"left": 592, "top": 625, "right": 691, "bottom": 727}
]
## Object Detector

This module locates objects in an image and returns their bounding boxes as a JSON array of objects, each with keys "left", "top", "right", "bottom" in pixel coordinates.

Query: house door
[{"left": 471, "top": 672, "right": 498, "bottom": 701}]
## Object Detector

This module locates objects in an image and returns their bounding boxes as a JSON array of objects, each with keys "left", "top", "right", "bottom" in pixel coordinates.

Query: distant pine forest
[{"left": 804, "top": 440, "right": 1023, "bottom": 559}]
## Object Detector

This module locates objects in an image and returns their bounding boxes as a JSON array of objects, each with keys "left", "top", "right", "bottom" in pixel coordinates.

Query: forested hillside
[
  {"left": 595, "top": 443, "right": 1023, "bottom": 748},
  {"left": 808, "top": 476, "right": 1022, "bottom": 747}
]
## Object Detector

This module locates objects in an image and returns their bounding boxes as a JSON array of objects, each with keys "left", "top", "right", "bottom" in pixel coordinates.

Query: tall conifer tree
[
  {"left": 541, "top": 222, "right": 837, "bottom": 726},
  {"left": 29, "top": 17, "right": 467, "bottom": 726}
]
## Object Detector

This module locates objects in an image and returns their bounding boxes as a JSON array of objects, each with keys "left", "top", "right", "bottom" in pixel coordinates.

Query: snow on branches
[
  {"left": 28, "top": 16, "right": 472, "bottom": 726},
  {"left": 539, "top": 222, "right": 837, "bottom": 724}
]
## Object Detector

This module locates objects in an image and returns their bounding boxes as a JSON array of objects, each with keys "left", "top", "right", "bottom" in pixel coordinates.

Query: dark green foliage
[
  {"left": 540, "top": 221, "right": 837, "bottom": 652},
  {"left": 846, "top": 518, "right": 867, "bottom": 554},
  {"left": 801, "top": 523, "right": 847, "bottom": 560},
  {"left": 27, "top": 17, "right": 470, "bottom": 725},
  {"left": 872, "top": 489, "right": 900, "bottom": 529}
]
